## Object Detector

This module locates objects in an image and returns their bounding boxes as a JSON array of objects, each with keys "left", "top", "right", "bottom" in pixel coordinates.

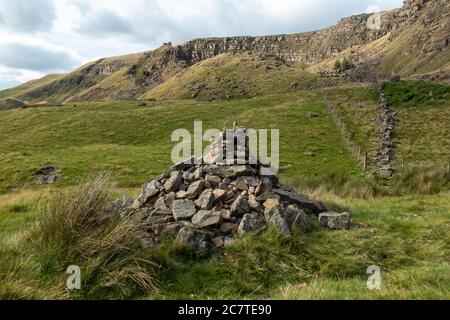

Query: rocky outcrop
[
  {"left": 0, "top": 98, "right": 26, "bottom": 110},
  {"left": 176, "top": 13, "right": 389, "bottom": 65}
]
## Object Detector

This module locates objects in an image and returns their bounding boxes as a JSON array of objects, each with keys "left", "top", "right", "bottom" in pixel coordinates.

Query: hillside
[
  {"left": 0, "top": 0, "right": 448, "bottom": 105},
  {"left": 142, "top": 53, "right": 343, "bottom": 100}
]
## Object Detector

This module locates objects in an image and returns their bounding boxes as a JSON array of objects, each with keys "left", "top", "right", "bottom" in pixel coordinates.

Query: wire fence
[{"left": 328, "top": 105, "right": 369, "bottom": 171}]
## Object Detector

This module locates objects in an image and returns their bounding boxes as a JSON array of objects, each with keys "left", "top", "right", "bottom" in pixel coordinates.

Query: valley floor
[{"left": 0, "top": 82, "right": 448, "bottom": 300}]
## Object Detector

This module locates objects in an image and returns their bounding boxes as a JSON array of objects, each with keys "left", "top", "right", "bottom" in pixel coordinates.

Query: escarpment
[{"left": 3, "top": 0, "right": 448, "bottom": 104}]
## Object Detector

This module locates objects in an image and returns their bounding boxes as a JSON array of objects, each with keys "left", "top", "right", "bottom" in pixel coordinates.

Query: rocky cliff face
[
  {"left": 176, "top": 13, "right": 386, "bottom": 65},
  {"left": 174, "top": 0, "right": 435, "bottom": 65}
]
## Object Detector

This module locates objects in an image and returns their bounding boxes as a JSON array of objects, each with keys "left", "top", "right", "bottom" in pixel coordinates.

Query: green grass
[
  {"left": 324, "top": 85, "right": 380, "bottom": 164},
  {"left": 0, "top": 89, "right": 363, "bottom": 194},
  {"left": 1, "top": 185, "right": 448, "bottom": 300},
  {"left": 385, "top": 81, "right": 450, "bottom": 168},
  {"left": 384, "top": 80, "right": 450, "bottom": 108}
]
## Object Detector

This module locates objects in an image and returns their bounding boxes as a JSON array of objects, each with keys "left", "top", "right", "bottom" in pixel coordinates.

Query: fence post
[{"left": 364, "top": 152, "right": 368, "bottom": 171}]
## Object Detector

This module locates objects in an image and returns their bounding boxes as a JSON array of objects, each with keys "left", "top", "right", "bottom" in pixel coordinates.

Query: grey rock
[
  {"left": 154, "top": 197, "right": 172, "bottom": 215},
  {"left": 193, "top": 167, "right": 204, "bottom": 180},
  {"left": 204, "top": 165, "right": 256, "bottom": 179},
  {"left": 248, "top": 194, "right": 263, "bottom": 212},
  {"left": 164, "top": 171, "right": 183, "bottom": 192},
  {"left": 183, "top": 171, "right": 194, "bottom": 183},
  {"left": 191, "top": 210, "right": 221, "bottom": 228},
  {"left": 278, "top": 184, "right": 292, "bottom": 192},
  {"left": 211, "top": 236, "right": 225, "bottom": 247},
  {"left": 33, "top": 166, "right": 57, "bottom": 176},
  {"left": 230, "top": 195, "right": 250, "bottom": 216},
  {"left": 219, "top": 222, "right": 237, "bottom": 234},
  {"left": 255, "top": 178, "right": 273, "bottom": 196},
  {"left": 224, "top": 236, "right": 235, "bottom": 247},
  {"left": 155, "top": 222, "right": 183, "bottom": 237},
  {"left": 270, "top": 214, "right": 291, "bottom": 238},
  {"left": 138, "top": 181, "right": 160, "bottom": 204},
  {"left": 238, "top": 213, "right": 267, "bottom": 235},
  {"left": 164, "top": 192, "right": 176, "bottom": 207},
  {"left": 205, "top": 174, "right": 222, "bottom": 188},
  {"left": 185, "top": 180, "right": 205, "bottom": 199},
  {"left": 178, "top": 183, "right": 188, "bottom": 191},
  {"left": 236, "top": 176, "right": 260, "bottom": 189},
  {"left": 273, "top": 189, "right": 327, "bottom": 214},
  {"left": 121, "top": 195, "right": 135, "bottom": 207},
  {"left": 145, "top": 179, "right": 162, "bottom": 190},
  {"left": 176, "top": 190, "right": 187, "bottom": 199},
  {"left": 213, "top": 189, "right": 227, "bottom": 202},
  {"left": 195, "top": 189, "right": 215, "bottom": 210},
  {"left": 36, "top": 175, "right": 57, "bottom": 185},
  {"left": 264, "top": 205, "right": 291, "bottom": 237},
  {"left": 171, "top": 156, "right": 198, "bottom": 171},
  {"left": 172, "top": 199, "right": 197, "bottom": 220},
  {"left": 319, "top": 212, "right": 351, "bottom": 230},
  {"left": 176, "top": 227, "right": 213, "bottom": 254},
  {"left": 157, "top": 172, "right": 170, "bottom": 181},
  {"left": 256, "top": 191, "right": 279, "bottom": 202},
  {"left": 131, "top": 198, "right": 144, "bottom": 210},
  {"left": 218, "top": 182, "right": 229, "bottom": 190},
  {"left": 285, "top": 205, "right": 310, "bottom": 230}
]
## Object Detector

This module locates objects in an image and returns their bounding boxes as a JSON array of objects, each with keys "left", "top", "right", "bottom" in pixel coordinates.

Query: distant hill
[{"left": 1, "top": 0, "right": 448, "bottom": 104}]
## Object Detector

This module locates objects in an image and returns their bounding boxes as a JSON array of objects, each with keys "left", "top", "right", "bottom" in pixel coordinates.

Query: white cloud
[{"left": 0, "top": 0, "right": 404, "bottom": 90}]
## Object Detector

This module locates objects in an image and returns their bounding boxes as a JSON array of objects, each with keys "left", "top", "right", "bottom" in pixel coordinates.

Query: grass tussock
[
  {"left": 384, "top": 80, "right": 450, "bottom": 108},
  {"left": 29, "top": 173, "right": 159, "bottom": 299},
  {"left": 390, "top": 166, "right": 450, "bottom": 195},
  {"left": 285, "top": 166, "right": 450, "bottom": 199}
]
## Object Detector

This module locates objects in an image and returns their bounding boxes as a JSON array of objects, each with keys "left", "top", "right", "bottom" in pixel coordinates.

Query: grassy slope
[
  {"left": 0, "top": 74, "right": 66, "bottom": 101},
  {"left": 142, "top": 53, "right": 342, "bottom": 100},
  {"left": 0, "top": 53, "right": 142, "bottom": 104},
  {"left": 377, "top": 21, "right": 450, "bottom": 77},
  {"left": 332, "top": 81, "right": 450, "bottom": 169},
  {"left": 0, "top": 89, "right": 363, "bottom": 194},
  {"left": 323, "top": 85, "right": 380, "bottom": 161},
  {"left": 0, "top": 84, "right": 449, "bottom": 300},
  {"left": 384, "top": 81, "right": 450, "bottom": 168},
  {"left": 1, "top": 187, "right": 448, "bottom": 299}
]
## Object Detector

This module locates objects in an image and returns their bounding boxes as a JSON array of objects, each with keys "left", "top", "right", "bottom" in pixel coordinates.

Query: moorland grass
[
  {"left": 0, "top": 180, "right": 448, "bottom": 300},
  {"left": 0, "top": 89, "right": 363, "bottom": 194}
]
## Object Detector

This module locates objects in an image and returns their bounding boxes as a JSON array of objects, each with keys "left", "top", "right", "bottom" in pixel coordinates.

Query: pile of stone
[
  {"left": 374, "top": 85, "right": 396, "bottom": 178},
  {"left": 122, "top": 127, "right": 352, "bottom": 254}
]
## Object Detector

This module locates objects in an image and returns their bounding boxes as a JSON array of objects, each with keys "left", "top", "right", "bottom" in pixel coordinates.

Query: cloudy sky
[{"left": 0, "top": 0, "right": 403, "bottom": 90}]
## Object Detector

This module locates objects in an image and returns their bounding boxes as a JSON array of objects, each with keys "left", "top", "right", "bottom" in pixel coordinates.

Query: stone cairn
[{"left": 117, "top": 125, "right": 352, "bottom": 254}]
